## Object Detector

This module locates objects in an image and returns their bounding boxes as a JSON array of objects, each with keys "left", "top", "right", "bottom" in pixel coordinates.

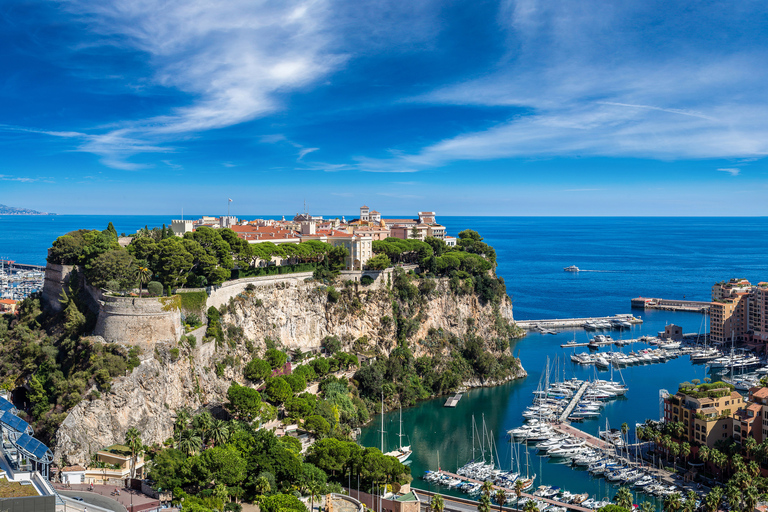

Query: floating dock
[
  {"left": 517, "top": 314, "right": 642, "bottom": 331},
  {"left": 558, "top": 381, "right": 590, "bottom": 422},
  {"left": 444, "top": 393, "right": 462, "bottom": 408}
]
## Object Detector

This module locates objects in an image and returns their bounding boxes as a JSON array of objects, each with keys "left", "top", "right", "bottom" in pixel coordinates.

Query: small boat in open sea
[{"left": 564, "top": 265, "right": 580, "bottom": 272}]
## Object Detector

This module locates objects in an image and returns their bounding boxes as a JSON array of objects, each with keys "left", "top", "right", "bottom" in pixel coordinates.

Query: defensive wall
[
  {"left": 92, "top": 295, "right": 182, "bottom": 347},
  {"left": 42, "top": 262, "right": 418, "bottom": 349}
]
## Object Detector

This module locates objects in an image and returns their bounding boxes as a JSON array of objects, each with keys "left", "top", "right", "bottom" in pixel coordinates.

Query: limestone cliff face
[
  {"left": 54, "top": 276, "right": 523, "bottom": 465},
  {"left": 224, "top": 278, "right": 519, "bottom": 356}
]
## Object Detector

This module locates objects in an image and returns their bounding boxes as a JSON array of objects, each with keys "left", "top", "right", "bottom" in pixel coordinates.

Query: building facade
[{"left": 663, "top": 386, "right": 743, "bottom": 447}]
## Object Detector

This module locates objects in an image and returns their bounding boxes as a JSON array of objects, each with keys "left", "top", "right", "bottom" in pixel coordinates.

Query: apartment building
[{"left": 664, "top": 385, "right": 743, "bottom": 447}]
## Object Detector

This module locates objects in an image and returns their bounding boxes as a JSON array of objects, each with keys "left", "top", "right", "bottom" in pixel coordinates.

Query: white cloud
[
  {"left": 717, "top": 168, "right": 740, "bottom": 176},
  {"left": 58, "top": 0, "right": 345, "bottom": 169},
  {"left": 297, "top": 147, "right": 319, "bottom": 160},
  {"left": 367, "top": 1, "right": 768, "bottom": 171}
]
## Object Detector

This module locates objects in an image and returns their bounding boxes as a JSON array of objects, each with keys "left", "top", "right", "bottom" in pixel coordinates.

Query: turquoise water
[{"left": 359, "top": 313, "right": 712, "bottom": 506}]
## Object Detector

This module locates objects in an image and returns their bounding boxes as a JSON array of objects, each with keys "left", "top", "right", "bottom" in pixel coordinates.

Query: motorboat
[{"left": 564, "top": 265, "right": 580, "bottom": 272}]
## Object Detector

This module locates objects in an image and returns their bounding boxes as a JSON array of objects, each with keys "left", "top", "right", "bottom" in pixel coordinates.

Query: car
[{"left": 71, "top": 497, "right": 84, "bottom": 502}]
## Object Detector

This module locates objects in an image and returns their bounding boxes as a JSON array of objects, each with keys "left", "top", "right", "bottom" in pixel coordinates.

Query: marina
[{"left": 0, "top": 260, "right": 44, "bottom": 301}]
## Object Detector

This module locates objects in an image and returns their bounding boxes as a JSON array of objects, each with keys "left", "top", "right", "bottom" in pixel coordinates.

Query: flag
[{"left": 228, "top": 198, "right": 233, "bottom": 202}]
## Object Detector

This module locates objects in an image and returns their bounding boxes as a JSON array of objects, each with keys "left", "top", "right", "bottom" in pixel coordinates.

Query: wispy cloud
[
  {"left": 48, "top": 0, "right": 346, "bottom": 169},
  {"left": 563, "top": 188, "right": 605, "bottom": 192},
  {"left": 361, "top": 1, "right": 768, "bottom": 171},
  {"left": 717, "top": 168, "right": 740, "bottom": 176},
  {"left": 297, "top": 147, "right": 319, "bottom": 160},
  {"left": 161, "top": 160, "right": 183, "bottom": 171},
  {"left": 0, "top": 174, "right": 54, "bottom": 183}
]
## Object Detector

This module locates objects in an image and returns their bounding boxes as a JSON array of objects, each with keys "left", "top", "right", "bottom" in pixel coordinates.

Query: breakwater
[{"left": 516, "top": 314, "right": 642, "bottom": 331}]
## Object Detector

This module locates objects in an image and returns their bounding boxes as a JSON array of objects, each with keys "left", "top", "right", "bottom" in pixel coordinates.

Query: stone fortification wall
[
  {"left": 41, "top": 263, "right": 75, "bottom": 314},
  {"left": 206, "top": 272, "right": 315, "bottom": 310},
  {"left": 93, "top": 295, "right": 182, "bottom": 347}
]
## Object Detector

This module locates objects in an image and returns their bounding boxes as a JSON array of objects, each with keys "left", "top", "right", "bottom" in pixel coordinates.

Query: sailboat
[{"left": 384, "top": 404, "right": 413, "bottom": 463}]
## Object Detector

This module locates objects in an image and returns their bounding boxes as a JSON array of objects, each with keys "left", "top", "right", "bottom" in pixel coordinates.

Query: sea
[{"left": 2, "top": 215, "right": 768, "bottom": 507}]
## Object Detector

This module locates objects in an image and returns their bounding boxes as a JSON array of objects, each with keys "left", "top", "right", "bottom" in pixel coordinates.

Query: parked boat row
[{"left": 571, "top": 347, "right": 683, "bottom": 369}]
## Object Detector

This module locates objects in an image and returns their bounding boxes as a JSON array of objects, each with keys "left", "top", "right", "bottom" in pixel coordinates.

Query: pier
[
  {"left": 558, "top": 381, "right": 590, "bottom": 422},
  {"left": 631, "top": 297, "right": 710, "bottom": 313},
  {"left": 444, "top": 393, "right": 462, "bottom": 408},
  {"left": 516, "top": 314, "right": 642, "bottom": 331}
]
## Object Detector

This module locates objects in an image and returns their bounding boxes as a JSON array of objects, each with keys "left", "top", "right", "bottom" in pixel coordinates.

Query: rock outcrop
[{"left": 54, "top": 276, "right": 523, "bottom": 465}]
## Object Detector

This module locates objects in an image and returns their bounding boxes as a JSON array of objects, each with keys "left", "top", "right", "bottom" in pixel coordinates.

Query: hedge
[{"left": 231, "top": 262, "right": 318, "bottom": 279}]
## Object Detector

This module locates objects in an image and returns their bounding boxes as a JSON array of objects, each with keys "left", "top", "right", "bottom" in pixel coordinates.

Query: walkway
[
  {"left": 558, "top": 382, "right": 590, "bottom": 422},
  {"left": 427, "top": 472, "right": 591, "bottom": 512}
]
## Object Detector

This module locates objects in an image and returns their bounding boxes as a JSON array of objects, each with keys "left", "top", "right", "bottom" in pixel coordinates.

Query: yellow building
[
  {"left": 62, "top": 445, "right": 145, "bottom": 485},
  {"left": 664, "top": 384, "right": 743, "bottom": 447}
]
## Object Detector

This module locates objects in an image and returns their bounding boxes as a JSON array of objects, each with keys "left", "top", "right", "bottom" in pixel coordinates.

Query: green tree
[
  {"left": 201, "top": 445, "right": 247, "bottom": 487},
  {"left": 147, "top": 448, "right": 186, "bottom": 491},
  {"left": 254, "top": 475, "right": 271, "bottom": 495},
  {"left": 210, "top": 419, "right": 230, "bottom": 446},
  {"left": 663, "top": 493, "right": 681, "bottom": 512},
  {"left": 244, "top": 358, "right": 272, "bottom": 382},
  {"left": 478, "top": 493, "right": 492, "bottom": 512},
  {"left": 304, "top": 415, "right": 331, "bottom": 437},
  {"left": 86, "top": 249, "right": 136, "bottom": 289},
  {"left": 495, "top": 489, "right": 506, "bottom": 512},
  {"left": 431, "top": 494, "right": 444, "bottom": 512},
  {"left": 133, "top": 265, "right": 152, "bottom": 297},
  {"left": 682, "top": 490, "right": 697, "bottom": 512},
  {"left": 522, "top": 500, "right": 538, "bottom": 512},
  {"left": 176, "top": 429, "right": 202, "bottom": 456},
  {"left": 481, "top": 480, "right": 493, "bottom": 498},
  {"left": 226, "top": 383, "right": 263, "bottom": 421},
  {"left": 124, "top": 427, "right": 143, "bottom": 479},
  {"left": 265, "top": 348, "right": 288, "bottom": 369},
  {"left": 265, "top": 377, "right": 293, "bottom": 404},
  {"left": 702, "top": 487, "right": 722, "bottom": 512},
  {"left": 365, "top": 254, "right": 391, "bottom": 271},
  {"left": 639, "top": 502, "right": 655, "bottom": 512},
  {"left": 614, "top": 487, "right": 633, "bottom": 510}
]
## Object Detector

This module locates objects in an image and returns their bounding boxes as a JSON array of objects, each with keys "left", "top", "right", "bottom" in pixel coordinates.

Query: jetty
[
  {"left": 631, "top": 297, "right": 710, "bottom": 313},
  {"left": 444, "top": 393, "right": 462, "bottom": 408},
  {"left": 558, "top": 381, "right": 590, "bottom": 422},
  {"left": 517, "top": 314, "right": 642, "bottom": 331}
]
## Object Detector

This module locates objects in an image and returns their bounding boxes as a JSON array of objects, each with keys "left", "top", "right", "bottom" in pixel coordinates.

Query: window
[
  {"left": 723, "top": 433, "right": 728, "bottom": 438},
  {"left": 723, "top": 424, "right": 727, "bottom": 429}
]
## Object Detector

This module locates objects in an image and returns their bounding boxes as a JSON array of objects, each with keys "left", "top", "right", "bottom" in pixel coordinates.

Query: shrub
[
  {"left": 326, "top": 286, "right": 340, "bottom": 303},
  {"left": 265, "top": 377, "right": 292, "bottom": 404},
  {"left": 106, "top": 280, "right": 121, "bottom": 292},
  {"left": 360, "top": 275, "right": 375, "bottom": 286},
  {"left": 169, "top": 348, "right": 180, "bottom": 361},
  {"left": 304, "top": 415, "right": 331, "bottom": 436},
  {"left": 147, "top": 281, "right": 163, "bottom": 297}
]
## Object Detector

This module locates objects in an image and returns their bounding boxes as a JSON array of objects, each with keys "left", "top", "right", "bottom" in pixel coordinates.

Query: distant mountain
[{"left": 0, "top": 204, "right": 55, "bottom": 215}]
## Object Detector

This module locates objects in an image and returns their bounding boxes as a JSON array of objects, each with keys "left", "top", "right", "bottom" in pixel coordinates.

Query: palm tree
[
  {"left": 639, "top": 502, "right": 654, "bottom": 512},
  {"left": 703, "top": 487, "right": 722, "bottom": 512},
  {"left": 614, "top": 487, "right": 633, "bottom": 510},
  {"left": 174, "top": 408, "right": 191, "bottom": 435},
  {"left": 663, "top": 493, "right": 682, "bottom": 512},
  {"left": 514, "top": 480, "right": 525, "bottom": 501},
  {"left": 682, "top": 490, "right": 697, "bottom": 512},
  {"left": 478, "top": 494, "right": 492, "bottom": 512},
  {"left": 621, "top": 423, "right": 629, "bottom": 457},
  {"left": 308, "top": 480, "right": 322, "bottom": 512},
  {"left": 680, "top": 442, "right": 690, "bottom": 467},
  {"left": 482, "top": 480, "right": 494, "bottom": 499},
  {"left": 209, "top": 419, "right": 230, "bottom": 446},
  {"left": 744, "top": 484, "right": 760, "bottom": 512},
  {"left": 725, "top": 483, "right": 740, "bottom": 511},
  {"left": 670, "top": 442, "right": 680, "bottom": 469},
  {"left": 133, "top": 265, "right": 151, "bottom": 297},
  {"left": 193, "top": 411, "right": 214, "bottom": 446},
  {"left": 254, "top": 475, "right": 271, "bottom": 495},
  {"left": 522, "top": 500, "right": 539, "bottom": 512},
  {"left": 744, "top": 436, "right": 757, "bottom": 459},
  {"left": 662, "top": 435, "right": 672, "bottom": 462},
  {"left": 699, "top": 445, "right": 710, "bottom": 463},
  {"left": 175, "top": 429, "right": 202, "bottom": 456},
  {"left": 124, "top": 427, "right": 142, "bottom": 479},
  {"left": 495, "top": 489, "right": 507, "bottom": 512},
  {"left": 431, "top": 494, "right": 444, "bottom": 512}
]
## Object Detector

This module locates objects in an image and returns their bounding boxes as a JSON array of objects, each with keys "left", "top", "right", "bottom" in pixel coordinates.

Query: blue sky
[{"left": 1, "top": 0, "right": 768, "bottom": 215}]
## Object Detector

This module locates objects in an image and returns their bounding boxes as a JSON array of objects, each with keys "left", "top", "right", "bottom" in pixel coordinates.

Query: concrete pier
[
  {"left": 558, "top": 381, "right": 590, "bottom": 422},
  {"left": 516, "top": 314, "right": 642, "bottom": 331}
]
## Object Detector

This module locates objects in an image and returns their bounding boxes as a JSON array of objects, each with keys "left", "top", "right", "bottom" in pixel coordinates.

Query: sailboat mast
[
  {"left": 380, "top": 393, "right": 384, "bottom": 453},
  {"left": 472, "top": 415, "right": 476, "bottom": 461}
]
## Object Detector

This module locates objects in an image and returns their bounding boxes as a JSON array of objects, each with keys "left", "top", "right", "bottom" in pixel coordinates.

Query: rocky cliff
[{"left": 54, "top": 275, "right": 524, "bottom": 465}]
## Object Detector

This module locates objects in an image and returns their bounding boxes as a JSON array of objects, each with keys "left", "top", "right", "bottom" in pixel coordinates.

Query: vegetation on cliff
[{"left": 0, "top": 293, "right": 137, "bottom": 444}]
